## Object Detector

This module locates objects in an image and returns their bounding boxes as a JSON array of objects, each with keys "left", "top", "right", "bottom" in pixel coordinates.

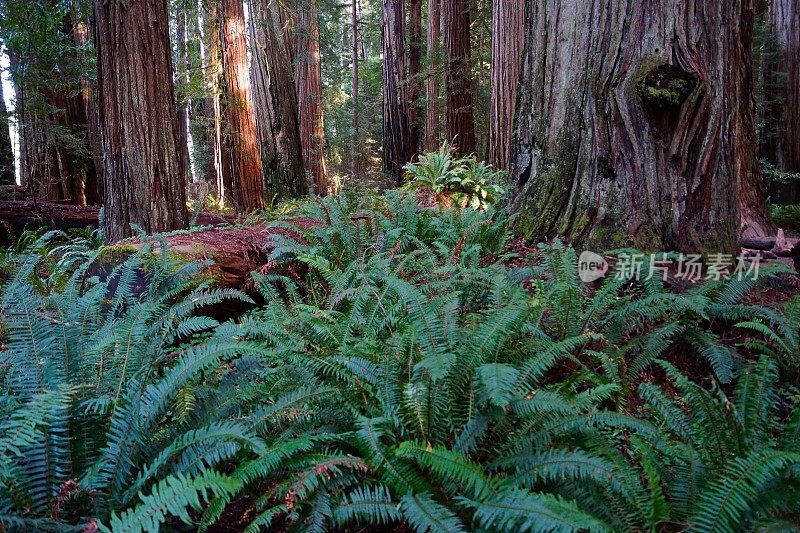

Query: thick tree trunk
[
  {"left": 0, "top": 80, "right": 15, "bottom": 186},
  {"left": 249, "top": 0, "right": 309, "bottom": 202},
  {"left": 94, "top": 0, "right": 189, "bottom": 241},
  {"left": 759, "top": 0, "right": 800, "bottom": 205},
  {"left": 442, "top": 0, "right": 476, "bottom": 154},
  {"left": 424, "top": 0, "right": 441, "bottom": 151},
  {"left": 488, "top": 0, "right": 524, "bottom": 171},
  {"left": 219, "top": 0, "right": 265, "bottom": 212},
  {"left": 510, "top": 0, "right": 763, "bottom": 255},
  {"left": 382, "top": 0, "right": 414, "bottom": 182},
  {"left": 288, "top": 0, "right": 330, "bottom": 194}
]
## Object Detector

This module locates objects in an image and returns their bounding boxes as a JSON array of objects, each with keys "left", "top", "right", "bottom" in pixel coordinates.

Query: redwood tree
[
  {"left": 488, "top": 0, "right": 524, "bottom": 171},
  {"left": 94, "top": 0, "right": 188, "bottom": 241},
  {"left": 510, "top": 0, "right": 766, "bottom": 254},
  {"left": 219, "top": 0, "right": 264, "bottom": 212},
  {"left": 424, "top": 0, "right": 441, "bottom": 151},
  {"left": 283, "top": 0, "right": 329, "bottom": 194},
  {"left": 382, "top": 0, "right": 414, "bottom": 181},
  {"left": 249, "top": 0, "right": 308, "bottom": 201},
  {"left": 442, "top": 0, "right": 475, "bottom": 154}
]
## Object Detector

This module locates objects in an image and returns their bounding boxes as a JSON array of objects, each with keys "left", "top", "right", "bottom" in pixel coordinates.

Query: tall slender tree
[
  {"left": 510, "top": 0, "right": 767, "bottom": 254},
  {"left": 175, "top": 5, "right": 192, "bottom": 185},
  {"left": 202, "top": 0, "right": 225, "bottom": 200},
  {"left": 94, "top": 0, "right": 188, "bottom": 240},
  {"left": 408, "top": 0, "right": 422, "bottom": 153},
  {"left": 488, "top": 0, "right": 524, "bottom": 171},
  {"left": 249, "top": 0, "right": 308, "bottom": 201},
  {"left": 0, "top": 75, "right": 15, "bottom": 186},
  {"left": 382, "top": 0, "right": 414, "bottom": 181},
  {"left": 219, "top": 0, "right": 264, "bottom": 211},
  {"left": 350, "top": 0, "right": 361, "bottom": 177},
  {"left": 283, "top": 0, "right": 329, "bottom": 194},
  {"left": 424, "top": 0, "right": 441, "bottom": 151},
  {"left": 442, "top": 0, "right": 475, "bottom": 154}
]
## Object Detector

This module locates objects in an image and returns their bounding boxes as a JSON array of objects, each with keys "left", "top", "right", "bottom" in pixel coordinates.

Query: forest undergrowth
[{"left": 2, "top": 188, "right": 800, "bottom": 532}]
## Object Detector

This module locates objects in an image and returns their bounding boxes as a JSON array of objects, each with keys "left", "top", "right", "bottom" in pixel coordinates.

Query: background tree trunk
[
  {"left": 408, "top": 0, "right": 422, "bottom": 154},
  {"left": 0, "top": 79, "right": 15, "bottom": 186},
  {"left": 424, "top": 0, "right": 441, "bottom": 151},
  {"left": 382, "top": 0, "right": 414, "bottom": 182},
  {"left": 187, "top": 2, "right": 217, "bottom": 190},
  {"left": 442, "top": 0, "right": 475, "bottom": 154},
  {"left": 94, "top": 0, "right": 188, "bottom": 241},
  {"left": 488, "top": 0, "right": 524, "bottom": 171},
  {"left": 759, "top": 0, "right": 800, "bottom": 205},
  {"left": 350, "top": 0, "right": 361, "bottom": 178},
  {"left": 289, "top": 0, "right": 330, "bottom": 194},
  {"left": 510, "top": 0, "right": 766, "bottom": 255},
  {"left": 203, "top": 0, "right": 225, "bottom": 201},
  {"left": 72, "top": 20, "right": 102, "bottom": 205},
  {"left": 219, "top": 0, "right": 265, "bottom": 212},
  {"left": 175, "top": 6, "right": 192, "bottom": 186},
  {"left": 249, "top": 0, "right": 309, "bottom": 202}
]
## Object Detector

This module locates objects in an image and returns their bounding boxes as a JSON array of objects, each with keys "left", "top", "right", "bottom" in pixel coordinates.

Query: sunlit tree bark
[{"left": 219, "top": 0, "right": 264, "bottom": 211}]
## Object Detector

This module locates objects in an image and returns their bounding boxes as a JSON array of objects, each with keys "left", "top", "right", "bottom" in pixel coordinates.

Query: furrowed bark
[
  {"left": 488, "top": 0, "right": 524, "bottom": 171},
  {"left": 249, "top": 0, "right": 309, "bottom": 202},
  {"left": 510, "top": 0, "right": 763, "bottom": 254},
  {"left": 382, "top": 0, "right": 414, "bottom": 182},
  {"left": 219, "top": 0, "right": 265, "bottom": 212},
  {"left": 442, "top": 0, "right": 476, "bottom": 154},
  {"left": 94, "top": 0, "right": 189, "bottom": 241}
]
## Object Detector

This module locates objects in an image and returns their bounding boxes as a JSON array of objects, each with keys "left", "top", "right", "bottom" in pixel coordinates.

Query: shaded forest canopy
[{"left": 1, "top": 0, "right": 800, "bottom": 532}]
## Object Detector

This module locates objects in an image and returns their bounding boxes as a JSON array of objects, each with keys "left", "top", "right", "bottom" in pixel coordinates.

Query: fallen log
[{"left": 0, "top": 200, "right": 236, "bottom": 246}]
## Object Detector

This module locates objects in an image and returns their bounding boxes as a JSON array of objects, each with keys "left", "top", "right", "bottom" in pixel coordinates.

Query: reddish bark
[
  {"left": 442, "top": 0, "right": 476, "bottom": 154},
  {"left": 488, "top": 0, "right": 524, "bottom": 171},
  {"left": 94, "top": 0, "right": 189, "bottom": 241},
  {"left": 220, "top": 0, "right": 265, "bottom": 212}
]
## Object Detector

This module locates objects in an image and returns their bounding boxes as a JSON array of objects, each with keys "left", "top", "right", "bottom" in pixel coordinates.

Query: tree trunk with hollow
[
  {"left": 488, "top": 0, "right": 524, "bottom": 171},
  {"left": 510, "top": 0, "right": 766, "bottom": 255},
  {"left": 94, "top": 0, "right": 188, "bottom": 241},
  {"left": 219, "top": 0, "right": 265, "bottom": 212},
  {"left": 442, "top": 0, "right": 476, "bottom": 154},
  {"left": 249, "top": 0, "right": 309, "bottom": 202}
]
